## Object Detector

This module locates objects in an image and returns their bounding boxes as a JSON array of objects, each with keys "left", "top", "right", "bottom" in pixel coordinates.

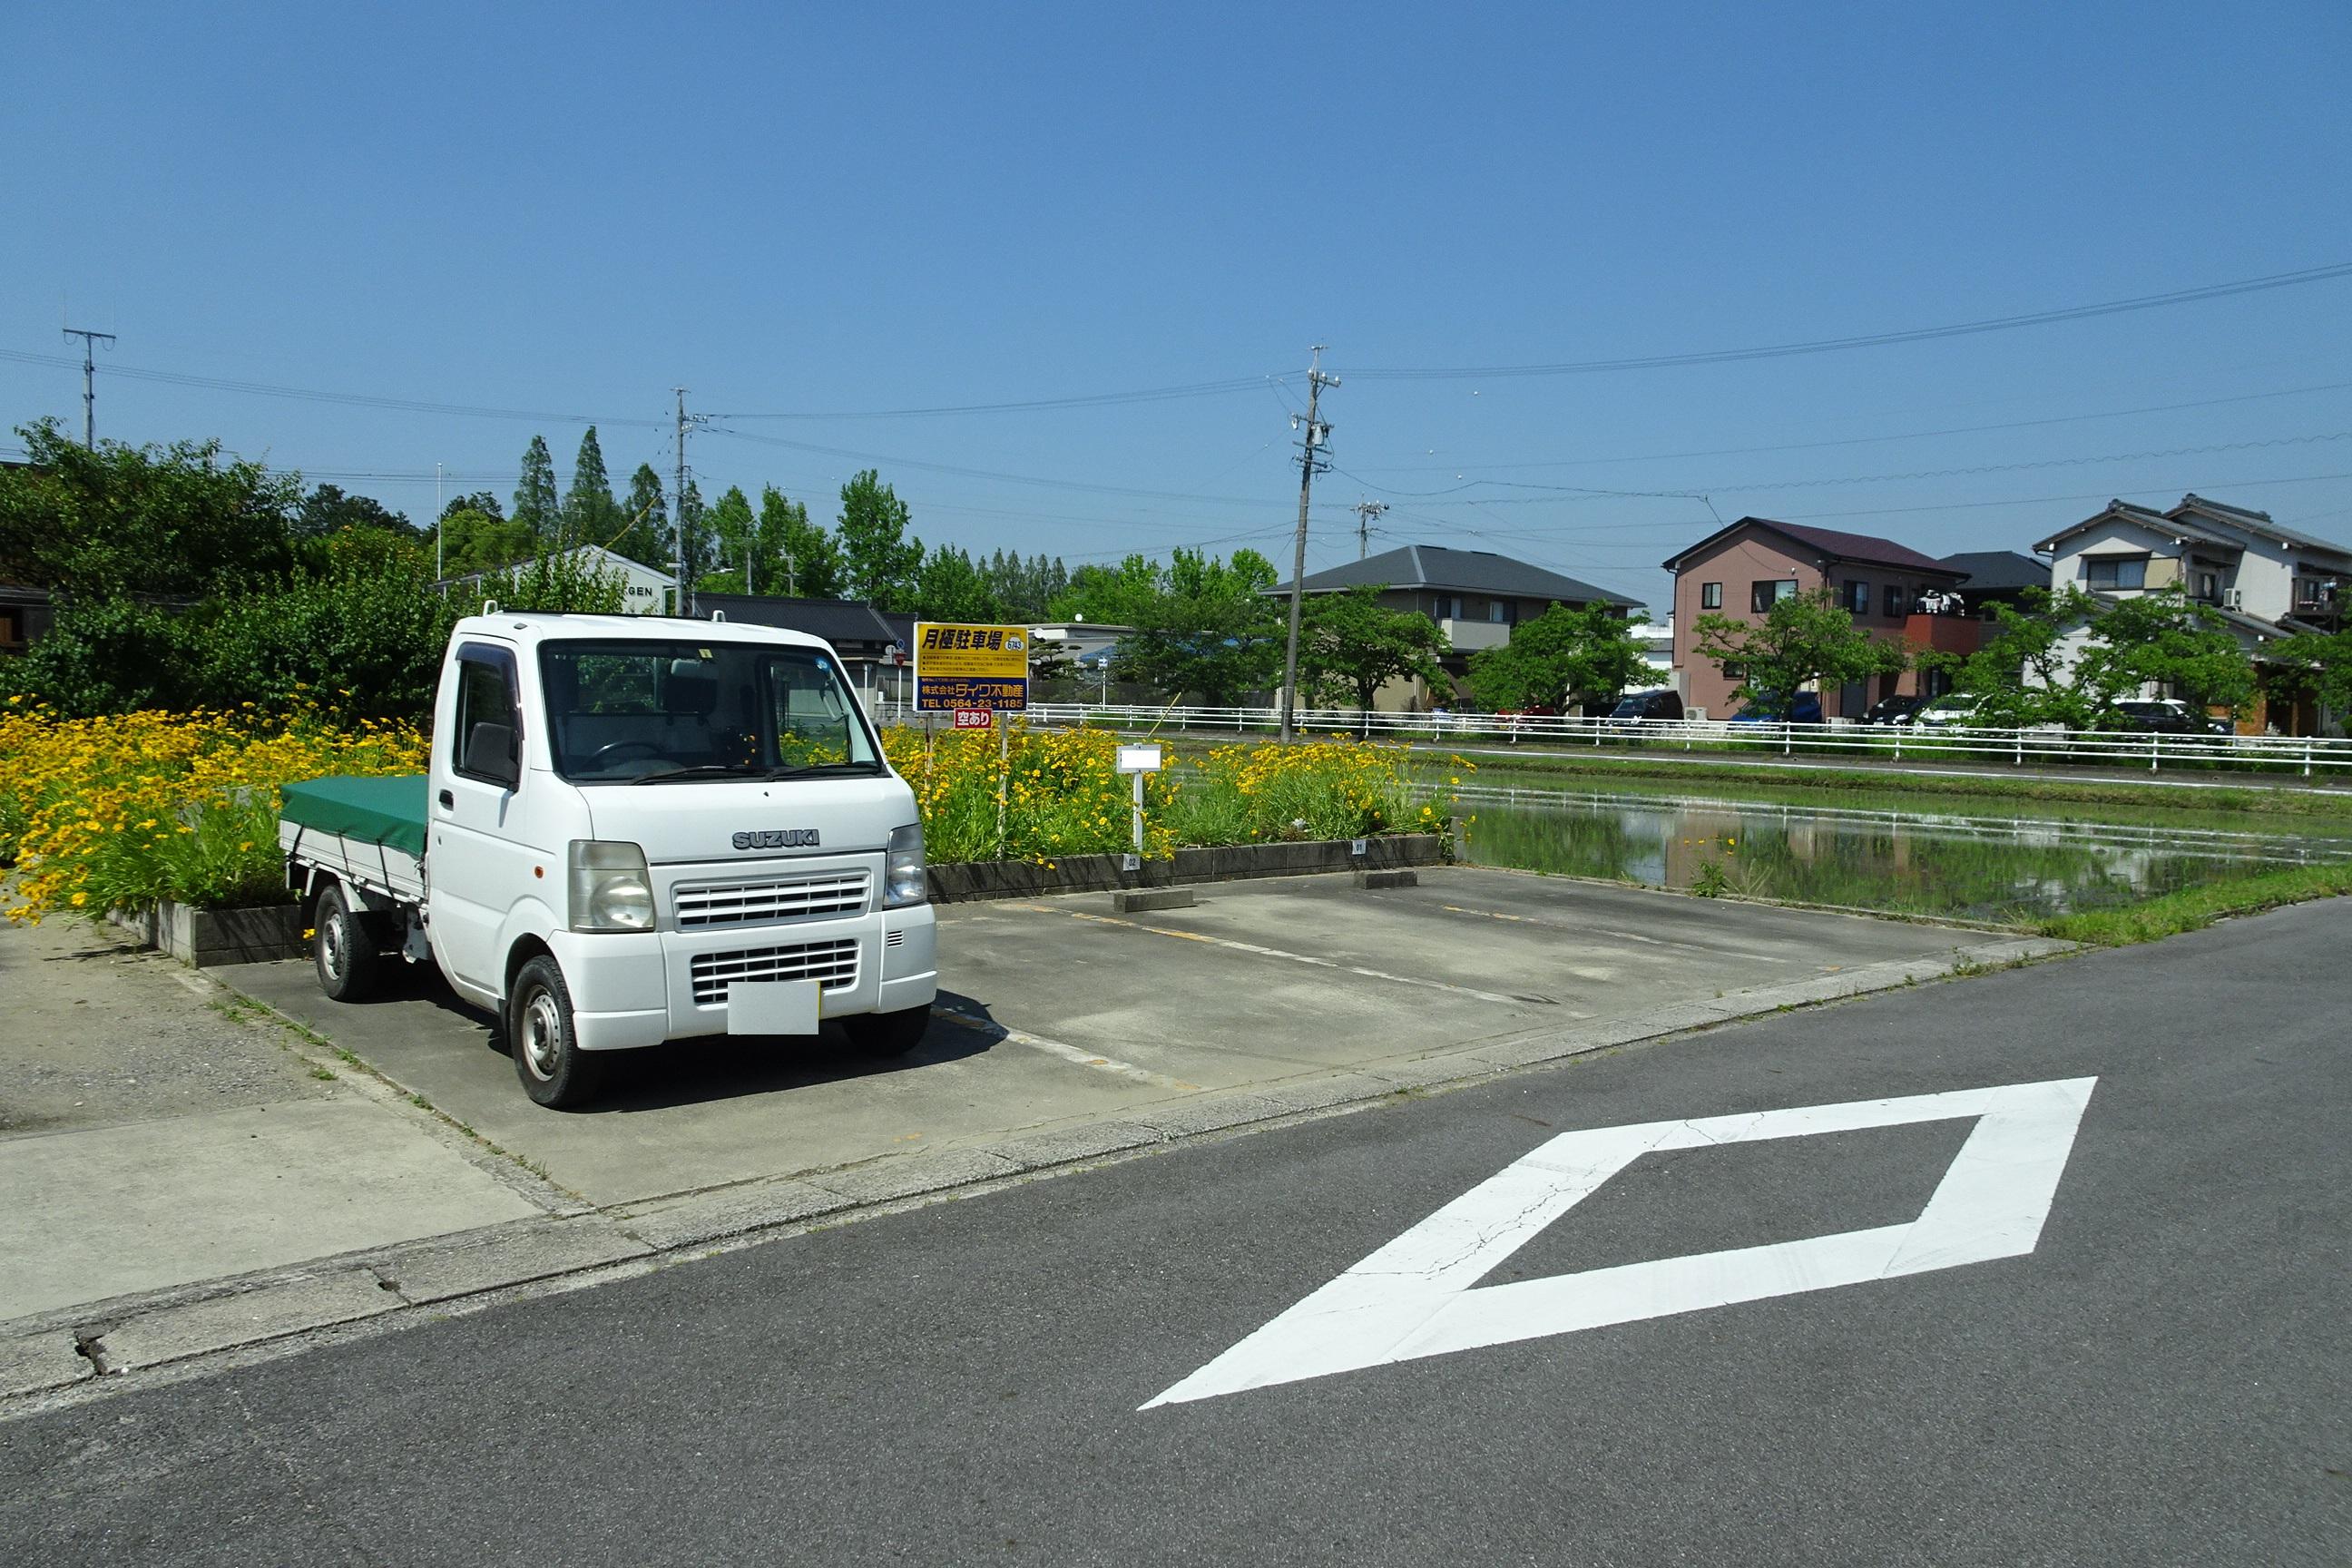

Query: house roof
[
  {"left": 695, "top": 594, "right": 901, "bottom": 652},
  {"left": 1662, "top": 517, "right": 1960, "bottom": 577},
  {"left": 2037, "top": 494, "right": 2352, "bottom": 563},
  {"left": 1936, "top": 551, "right": 2049, "bottom": 593},
  {"left": 1276, "top": 544, "right": 1639, "bottom": 606}
]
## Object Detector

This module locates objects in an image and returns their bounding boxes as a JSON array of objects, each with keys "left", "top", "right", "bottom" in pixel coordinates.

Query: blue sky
[{"left": 7, "top": 2, "right": 2351, "bottom": 612}]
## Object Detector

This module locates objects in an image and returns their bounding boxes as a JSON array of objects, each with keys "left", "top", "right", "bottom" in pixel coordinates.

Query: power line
[
  {"left": 1347, "top": 379, "right": 2352, "bottom": 475},
  {"left": 706, "top": 374, "right": 1289, "bottom": 421},
  {"left": 704, "top": 423, "right": 1275, "bottom": 506},
  {"left": 1338, "top": 260, "right": 2352, "bottom": 380},
  {"left": 0, "top": 348, "right": 663, "bottom": 428}
]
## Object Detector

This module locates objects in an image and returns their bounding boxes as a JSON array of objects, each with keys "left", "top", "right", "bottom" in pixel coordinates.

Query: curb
[{"left": 0, "top": 929, "right": 2073, "bottom": 1411}]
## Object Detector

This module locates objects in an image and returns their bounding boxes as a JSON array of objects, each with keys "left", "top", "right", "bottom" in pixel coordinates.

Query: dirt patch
[{"left": 0, "top": 917, "right": 334, "bottom": 1139}]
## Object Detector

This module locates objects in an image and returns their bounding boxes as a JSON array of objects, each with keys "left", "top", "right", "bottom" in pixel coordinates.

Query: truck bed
[{"left": 279, "top": 774, "right": 429, "bottom": 902}]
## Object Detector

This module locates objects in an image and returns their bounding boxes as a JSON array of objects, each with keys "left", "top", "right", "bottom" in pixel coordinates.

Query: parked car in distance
[
  {"left": 2109, "top": 698, "right": 2233, "bottom": 736},
  {"left": 1609, "top": 689, "right": 1684, "bottom": 722},
  {"left": 1727, "top": 692, "right": 1824, "bottom": 724},
  {"left": 1910, "top": 692, "right": 1988, "bottom": 729},
  {"left": 1861, "top": 693, "right": 1926, "bottom": 726}
]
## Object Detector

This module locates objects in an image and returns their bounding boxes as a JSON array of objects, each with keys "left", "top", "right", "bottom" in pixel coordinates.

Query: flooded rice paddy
[{"left": 1455, "top": 783, "right": 2352, "bottom": 926}]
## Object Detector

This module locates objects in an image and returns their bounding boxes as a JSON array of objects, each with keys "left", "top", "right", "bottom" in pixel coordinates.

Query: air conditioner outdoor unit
[{"left": 2222, "top": 587, "right": 2244, "bottom": 611}]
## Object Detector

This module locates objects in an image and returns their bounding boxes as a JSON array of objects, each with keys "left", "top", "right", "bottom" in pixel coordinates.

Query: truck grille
[
  {"left": 673, "top": 871, "right": 870, "bottom": 928},
  {"left": 691, "top": 939, "right": 860, "bottom": 1005}
]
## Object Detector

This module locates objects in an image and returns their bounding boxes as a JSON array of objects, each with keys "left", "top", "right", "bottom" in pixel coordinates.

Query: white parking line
[
  {"left": 1009, "top": 905, "right": 1544, "bottom": 1007},
  {"left": 1437, "top": 904, "right": 1788, "bottom": 964},
  {"left": 934, "top": 1007, "right": 1200, "bottom": 1092}
]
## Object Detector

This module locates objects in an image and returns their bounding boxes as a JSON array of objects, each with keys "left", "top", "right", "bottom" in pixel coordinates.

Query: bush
[{"left": 0, "top": 701, "right": 426, "bottom": 920}]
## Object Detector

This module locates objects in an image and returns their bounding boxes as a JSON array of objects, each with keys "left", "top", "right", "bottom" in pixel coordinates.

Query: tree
[
  {"left": 836, "top": 469, "right": 923, "bottom": 610},
  {"left": 765, "top": 485, "right": 841, "bottom": 598},
  {"left": 1467, "top": 603, "right": 1651, "bottom": 713},
  {"left": 0, "top": 417, "right": 299, "bottom": 598},
  {"left": 294, "top": 484, "right": 413, "bottom": 539},
  {"left": 2073, "top": 587, "right": 2255, "bottom": 722},
  {"left": 436, "top": 506, "right": 537, "bottom": 573},
  {"left": 562, "top": 426, "right": 622, "bottom": 549},
  {"left": 699, "top": 485, "right": 760, "bottom": 594},
  {"left": 675, "top": 476, "right": 711, "bottom": 588},
  {"left": 513, "top": 435, "right": 560, "bottom": 543},
  {"left": 1052, "top": 554, "right": 1163, "bottom": 625},
  {"left": 1692, "top": 587, "right": 1904, "bottom": 714},
  {"left": 441, "top": 491, "right": 504, "bottom": 524},
  {"left": 611, "top": 464, "right": 671, "bottom": 570},
  {"left": 1297, "top": 585, "right": 1450, "bottom": 726},
  {"left": 913, "top": 544, "right": 1009, "bottom": 622},
  {"left": 1943, "top": 585, "right": 2256, "bottom": 727},
  {"left": 2269, "top": 626, "right": 2352, "bottom": 720},
  {"left": 1111, "top": 548, "right": 1283, "bottom": 704}
]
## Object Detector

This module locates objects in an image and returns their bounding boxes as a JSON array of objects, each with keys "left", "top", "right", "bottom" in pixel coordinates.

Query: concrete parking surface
[{"left": 220, "top": 867, "right": 2004, "bottom": 1210}]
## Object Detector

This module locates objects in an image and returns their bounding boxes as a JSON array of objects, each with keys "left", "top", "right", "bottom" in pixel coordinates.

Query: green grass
[{"left": 2033, "top": 861, "right": 2352, "bottom": 946}]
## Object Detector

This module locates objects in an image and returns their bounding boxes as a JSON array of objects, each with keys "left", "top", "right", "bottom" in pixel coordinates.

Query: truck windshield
[{"left": 539, "top": 639, "right": 886, "bottom": 784}]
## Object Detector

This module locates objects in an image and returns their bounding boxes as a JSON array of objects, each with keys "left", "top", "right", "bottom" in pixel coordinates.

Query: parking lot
[{"left": 220, "top": 867, "right": 2046, "bottom": 1218}]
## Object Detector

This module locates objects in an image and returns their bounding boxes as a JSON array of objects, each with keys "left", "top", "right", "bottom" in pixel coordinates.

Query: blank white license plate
[{"left": 727, "top": 979, "right": 821, "bottom": 1036}]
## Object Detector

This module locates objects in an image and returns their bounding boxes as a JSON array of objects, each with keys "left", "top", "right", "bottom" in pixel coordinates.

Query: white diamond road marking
[{"left": 1144, "top": 1076, "right": 2098, "bottom": 1408}]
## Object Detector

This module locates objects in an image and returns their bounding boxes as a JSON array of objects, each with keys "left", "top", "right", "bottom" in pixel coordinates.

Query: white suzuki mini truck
[{"left": 278, "top": 612, "right": 938, "bottom": 1108}]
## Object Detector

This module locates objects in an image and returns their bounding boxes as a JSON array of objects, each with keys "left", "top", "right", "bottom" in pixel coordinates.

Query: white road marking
[
  {"left": 1143, "top": 1075, "right": 2097, "bottom": 1407},
  {"left": 1014, "top": 905, "right": 1540, "bottom": 1007},
  {"left": 933, "top": 1008, "right": 1200, "bottom": 1092},
  {"left": 1438, "top": 905, "right": 1788, "bottom": 964}
]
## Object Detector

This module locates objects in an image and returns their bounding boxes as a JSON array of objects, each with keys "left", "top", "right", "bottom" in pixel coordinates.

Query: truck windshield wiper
[
  {"left": 626, "top": 763, "right": 769, "bottom": 785},
  {"left": 763, "top": 761, "right": 885, "bottom": 779}
]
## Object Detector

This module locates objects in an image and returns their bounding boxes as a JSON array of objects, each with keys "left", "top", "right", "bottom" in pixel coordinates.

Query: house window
[
  {"left": 1882, "top": 583, "right": 1908, "bottom": 618},
  {"left": 0, "top": 607, "right": 21, "bottom": 654},
  {"left": 1750, "top": 579, "right": 1797, "bottom": 613},
  {"left": 1721, "top": 662, "right": 1746, "bottom": 681},
  {"left": 1487, "top": 600, "right": 1511, "bottom": 624},
  {"left": 2083, "top": 555, "right": 2148, "bottom": 591},
  {"left": 1700, "top": 582, "right": 1722, "bottom": 610},
  {"left": 2194, "top": 572, "right": 2220, "bottom": 603},
  {"left": 1843, "top": 580, "right": 1870, "bottom": 614}
]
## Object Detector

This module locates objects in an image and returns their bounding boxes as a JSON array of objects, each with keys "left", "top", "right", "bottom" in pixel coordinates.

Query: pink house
[{"left": 1663, "top": 518, "right": 1970, "bottom": 720}]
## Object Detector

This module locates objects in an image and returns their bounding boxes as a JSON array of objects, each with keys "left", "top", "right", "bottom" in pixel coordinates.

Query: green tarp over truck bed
[{"left": 280, "top": 774, "right": 430, "bottom": 859}]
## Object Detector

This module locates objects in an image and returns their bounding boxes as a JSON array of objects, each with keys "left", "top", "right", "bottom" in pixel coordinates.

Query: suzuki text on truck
[{"left": 277, "top": 612, "right": 938, "bottom": 1108}]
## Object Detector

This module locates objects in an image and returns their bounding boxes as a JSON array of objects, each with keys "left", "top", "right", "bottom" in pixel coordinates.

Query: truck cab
[{"left": 292, "top": 612, "right": 936, "bottom": 1107}]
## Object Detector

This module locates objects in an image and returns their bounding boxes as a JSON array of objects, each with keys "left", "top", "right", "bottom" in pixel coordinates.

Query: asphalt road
[{"left": 3, "top": 900, "right": 2345, "bottom": 1565}]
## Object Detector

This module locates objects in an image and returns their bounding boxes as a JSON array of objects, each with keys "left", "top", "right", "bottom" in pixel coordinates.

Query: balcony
[{"left": 1437, "top": 617, "right": 1513, "bottom": 652}]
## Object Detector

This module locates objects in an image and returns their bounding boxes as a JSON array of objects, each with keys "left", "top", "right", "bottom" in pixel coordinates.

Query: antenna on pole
[{"left": 62, "top": 327, "right": 116, "bottom": 448}]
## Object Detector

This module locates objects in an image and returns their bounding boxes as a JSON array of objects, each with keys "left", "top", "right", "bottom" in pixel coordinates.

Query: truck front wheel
[
  {"left": 509, "top": 955, "right": 603, "bottom": 1109},
  {"left": 313, "top": 883, "right": 379, "bottom": 1004},
  {"left": 844, "top": 1004, "right": 931, "bottom": 1059}
]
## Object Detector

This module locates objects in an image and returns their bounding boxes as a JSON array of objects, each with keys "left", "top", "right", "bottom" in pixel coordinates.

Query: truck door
[{"left": 429, "top": 642, "right": 535, "bottom": 995}]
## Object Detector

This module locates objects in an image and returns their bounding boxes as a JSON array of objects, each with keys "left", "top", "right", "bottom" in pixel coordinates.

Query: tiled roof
[
  {"left": 1279, "top": 544, "right": 1639, "bottom": 606},
  {"left": 1936, "top": 551, "right": 2050, "bottom": 593},
  {"left": 1663, "top": 518, "right": 1960, "bottom": 576},
  {"left": 695, "top": 594, "right": 900, "bottom": 650}
]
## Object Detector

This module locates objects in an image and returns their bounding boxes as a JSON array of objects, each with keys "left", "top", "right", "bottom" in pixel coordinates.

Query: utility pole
[
  {"left": 436, "top": 462, "right": 445, "bottom": 582},
  {"left": 1351, "top": 498, "right": 1387, "bottom": 561},
  {"left": 63, "top": 328, "right": 116, "bottom": 448},
  {"left": 673, "top": 387, "right": 694, "bottom": 617},
  {"left": 1279, "top": 347, "right": 1338, "bottom": 745}
]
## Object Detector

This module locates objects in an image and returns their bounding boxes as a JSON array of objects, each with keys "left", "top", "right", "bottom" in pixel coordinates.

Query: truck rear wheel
[
  {"left": 509, "top": 955, "right": 603, "bottom": 1109},
  {"left": 844, "top": 1004, "right": 931, "bottom": 1058},
  {"left": 313, "top": 883, "right": 379, "bottom": 1004}
]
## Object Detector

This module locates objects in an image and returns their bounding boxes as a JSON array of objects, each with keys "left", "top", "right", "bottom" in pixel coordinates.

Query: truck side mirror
[{"left": 464, "top": 721, "right": 521, "bottom": 789}]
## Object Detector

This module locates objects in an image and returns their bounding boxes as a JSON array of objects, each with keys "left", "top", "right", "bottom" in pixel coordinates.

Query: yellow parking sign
[{"left": 914, "top": 622, "right": 1031, "bottom": 710}]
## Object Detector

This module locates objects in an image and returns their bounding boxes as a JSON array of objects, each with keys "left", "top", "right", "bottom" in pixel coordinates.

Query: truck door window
[{"left": 452, "top": 648, "right": 522, "bottom": 787}]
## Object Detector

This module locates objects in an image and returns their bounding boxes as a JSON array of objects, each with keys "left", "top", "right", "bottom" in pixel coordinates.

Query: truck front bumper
[{"left": 553, "top": 905, "right": 938, "bottom": 1052}]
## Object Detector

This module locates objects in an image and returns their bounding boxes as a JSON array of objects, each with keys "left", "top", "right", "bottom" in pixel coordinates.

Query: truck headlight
[
  {"left": 883, "top": 822, "right": 926, "bottom": 908},
  {"left": 568, "top": 840, "right": 655, "bottom": 932}
]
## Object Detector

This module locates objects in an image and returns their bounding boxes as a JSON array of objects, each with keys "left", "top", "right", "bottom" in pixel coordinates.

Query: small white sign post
[{"left": 1116, "top": 744, "right": 1162, "bottom": 868}]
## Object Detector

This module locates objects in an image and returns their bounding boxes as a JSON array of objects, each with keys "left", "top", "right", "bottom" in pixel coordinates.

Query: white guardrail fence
[{"left": 870, "top": 699, "right": 2352, "bottom": 778}]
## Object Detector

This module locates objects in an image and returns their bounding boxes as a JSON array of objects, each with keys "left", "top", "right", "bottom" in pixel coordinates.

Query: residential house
[
  {"left": 1935, "top": 551, "right": 2050, "bottom": 619},
  {"left": 440, "top": 544, "right": 676, "bottom": 617},
  {"left": 1273, "top": 544, "right": 1642, "bottom": 710},
  {"left": 1663, "top": 518, "right": 1969, "bottom": 720},
  {"left": 2034, "top": 494, "right": 2351, "bottom": 733},
  {"left": 0, "top": 583, "right": 51, "bottom": 657},
  {"left": 694, "top": 594, "right": 908, "bottom": 697}
]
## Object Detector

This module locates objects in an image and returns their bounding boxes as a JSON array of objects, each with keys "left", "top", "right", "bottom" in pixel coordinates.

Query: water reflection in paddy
[{"left": 1456, "top": 786, "right": 2352, "bottom": 926}]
